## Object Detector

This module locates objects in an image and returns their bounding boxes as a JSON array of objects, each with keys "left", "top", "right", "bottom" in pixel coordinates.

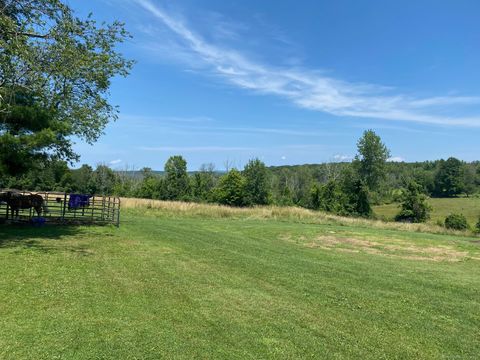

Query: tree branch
[{"left": 7, "top": 31, "right": 49, "bottom": 39}]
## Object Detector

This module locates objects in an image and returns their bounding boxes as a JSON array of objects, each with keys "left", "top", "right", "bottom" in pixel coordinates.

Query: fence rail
[{"left": 0, "top": 190, "right": 120, "bottom": 226}]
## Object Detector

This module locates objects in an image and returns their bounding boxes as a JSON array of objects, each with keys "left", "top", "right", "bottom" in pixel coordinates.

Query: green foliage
[
  {"left": 89, "top": 165, "right": 117, "bottom": 195},
  {"left": 310, "top": 183, "right": 322, "bottom": 210},
  {"left": 463, "top": 167, "right": 477, "bottom": 197},
  {"left": 433, "top": 158, "right": 466, "bottom": 197},
  {"left": 214, "top": 169, "right": 247, "bottom": 207},
  {"left": 70, "top": 165, "right": 95, "bottom": 193},
  {"left": 164, "top": 156, "right": 191, "bottom": 200},
  {"left": 136, "top": 177, "right": 164, "bottom": 200},
  {"left": 270, "top": 166, "right": 315, "bottom": 207},
  {"left": 243, "top": 158, "right": 270, "bottom": 206},
  {"left": 444, "top": 213, "right": 469, "bottom": 230},
  {"left": 0, "top": 94, "right": 66, "bottom": 174},
  {"left": 0, "top": 159, "right": 69, "bottom": 191},
  {"left": 340, "top": 167, "right": 372, "bottom": 218},
  {"left": 0, "top": 0, "right": 133, "bottom": 175},
  {"left": 270, "top": 168, "right": 295, "bottom": 206},
  {"left": 276, "top": 185, "right": 294, "bottom": 206},
  {"left": 347, "top": 179, "right": 372, "bottom": 218},
  {"left": 70, "top": 164, "right": 118, "bottom": 195},
  {"left": 191, "top": 163, "right": 216, "bottom": 202},
  {"left": 475, "top": 217, "right": 480, "bottom": 233},
  {"left": 395, "top": 181, "right": 432, "bottom": 223},
  {"left": 353, "top": 130, "right": 390, "bottom": 190},
  {"left": 310, "top": 180, "right": 347, "bottom": 214}
]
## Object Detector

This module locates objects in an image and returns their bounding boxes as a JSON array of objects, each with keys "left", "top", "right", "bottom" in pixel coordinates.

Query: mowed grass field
[
  {"left": 374, "top": 197, "right": 480, "bottom": 226},
  {"left": 1, "top": 201, "right": 480, "bottom": 359}
]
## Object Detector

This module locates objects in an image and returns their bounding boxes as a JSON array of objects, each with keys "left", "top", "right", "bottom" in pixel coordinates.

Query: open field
[
  {"left": 374, "top": 197, "right": 480, "bottom": 226},
  {"left": 1, "top": 202, "right": 480, "bottom": 359}
]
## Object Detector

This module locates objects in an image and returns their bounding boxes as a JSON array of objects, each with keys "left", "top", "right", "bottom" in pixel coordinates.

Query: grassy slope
[
  {"left": 374, "top": 197, "right": 480, "bottom": 225},
  {"left": 1, "top": 208, "right": 479, "bottom": 359}
]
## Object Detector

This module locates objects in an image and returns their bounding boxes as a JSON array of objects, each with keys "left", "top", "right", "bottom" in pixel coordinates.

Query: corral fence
[{"left": 0, "top": 189, "right": 120, "bottom": 226}]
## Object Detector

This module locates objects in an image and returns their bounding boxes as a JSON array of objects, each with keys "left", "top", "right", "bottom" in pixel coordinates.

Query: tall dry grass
[{"left": 120, "top": 197, "right": 475, "bottom": 237}]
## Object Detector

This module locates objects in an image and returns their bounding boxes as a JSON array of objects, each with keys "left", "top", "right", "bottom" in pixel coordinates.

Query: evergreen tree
[
  {"left": 395, "top": 180, "right": 431, "bottom": 223},
  {"left": 353, "top": 130, "right": 390, "bottom": 190},
  {"left": 341, "top": 167, "right": 372, "bottom": 218}
]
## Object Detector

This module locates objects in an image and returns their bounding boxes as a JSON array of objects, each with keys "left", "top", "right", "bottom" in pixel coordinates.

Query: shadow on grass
[{"left": 0, "top": 224, "right": 93, "bottom": 255}]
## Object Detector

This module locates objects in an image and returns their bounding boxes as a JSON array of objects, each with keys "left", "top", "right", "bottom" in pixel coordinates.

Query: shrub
[
  {"left": 395, "top": 209, "right": 416, "bottom": 223},
  {"left": 394, "top": 180, "right": 431, "bottom": 223},
  {"left": 475, "top": 217, "right": 480, "bottom": 233},
  {"left": 444, "top": 213, "right": 468, "bottom": 231}
]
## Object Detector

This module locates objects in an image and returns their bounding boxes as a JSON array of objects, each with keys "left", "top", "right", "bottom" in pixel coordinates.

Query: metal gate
[{"left": 0, "top": 190, "right": 120, "bottom": 226}]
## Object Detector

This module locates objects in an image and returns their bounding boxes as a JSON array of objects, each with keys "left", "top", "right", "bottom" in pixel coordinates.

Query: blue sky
[{"left": 70, "top": 0, "right": 480, "bottom": 170}]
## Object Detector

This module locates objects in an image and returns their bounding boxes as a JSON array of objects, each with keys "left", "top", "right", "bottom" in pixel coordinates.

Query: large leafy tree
[
  {"left": 164, "top": 155, "right": 190, "bottom": 200},
  {"left": 353, "top": 130, "right": 390, "bottom": 190},
  {"left": 0, "top": 0, "right": 133, "bottom": 175},
  {"left": 243, "top": 158, "right": 270, "bottom": 206},
  {"left": 215, "top": 169, "right": 247, "bottom": 207},
  {"left": 433, "top": 157, "right": 466, "bottom": 197}
]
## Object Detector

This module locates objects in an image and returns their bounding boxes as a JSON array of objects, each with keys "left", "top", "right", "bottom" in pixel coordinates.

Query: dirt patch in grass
[{"left": 284, "top": 234, "right": 473, "bottom": 262}]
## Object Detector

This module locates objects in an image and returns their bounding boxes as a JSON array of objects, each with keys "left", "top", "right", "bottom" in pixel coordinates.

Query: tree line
[{"left": 2, "top": 130, "right": 479, "bottom": 224}]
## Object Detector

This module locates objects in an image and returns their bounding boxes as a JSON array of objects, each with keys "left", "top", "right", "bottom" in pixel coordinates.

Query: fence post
[
  {"left": 116, "top": 198, "right": 121, "bottom": 227},
  {"left": 101, "top": 196, "right": 106, "bottom": 222},
  {"left": 62, "top": 193, "right": 67, "bottom": 222},
  {"left": 107, "top": 196, "right": 111, "bottom": 223}
]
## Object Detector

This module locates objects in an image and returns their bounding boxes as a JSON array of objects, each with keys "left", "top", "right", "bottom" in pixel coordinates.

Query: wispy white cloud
[
  {"left": 139, "top": 143, "right": 338, "bottom": 152},
  {"left": 333, "top": 154, "right": 352, "bottom": 162},
  {"left": 139, "top": 146, "right": 257, "bottom": 152},
  {"left": 216, "top": 126, "right": 340, "bottom": 137},
  {"left": 109, "top": 159, "right": 123, "bottom": 165},
  {"left": 134, "top": 0, "right": 480, "bottom": 127},
  {"left": 284, "top": 144, "right": 330, "bottom": 150},
  {"left": 388, "top": 156, "right": 405, "bottom": 162},
  {"left": 121, "top": 114, "right": 214, "bottom": 123},
  {"left": 117, "top": 114, "right": 343, "bottom": 137}
]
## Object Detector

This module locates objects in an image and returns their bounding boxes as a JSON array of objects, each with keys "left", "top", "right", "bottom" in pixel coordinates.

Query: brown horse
[{"left": 0, "top": 192, "right": 48, "bottom": 219}]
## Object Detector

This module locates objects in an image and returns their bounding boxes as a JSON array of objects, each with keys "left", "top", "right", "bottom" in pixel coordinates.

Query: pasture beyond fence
[{"left": 0, "top": 190, "right": 120, "bottom": 226}]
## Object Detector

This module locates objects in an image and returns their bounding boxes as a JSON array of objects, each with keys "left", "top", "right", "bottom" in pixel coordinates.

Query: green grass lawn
[
  {"left": 1, "top": 208, "right": 479, "bottom": 359},
  {"left": 374, "top": 197, "right": 480, "bottom": 226}
]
